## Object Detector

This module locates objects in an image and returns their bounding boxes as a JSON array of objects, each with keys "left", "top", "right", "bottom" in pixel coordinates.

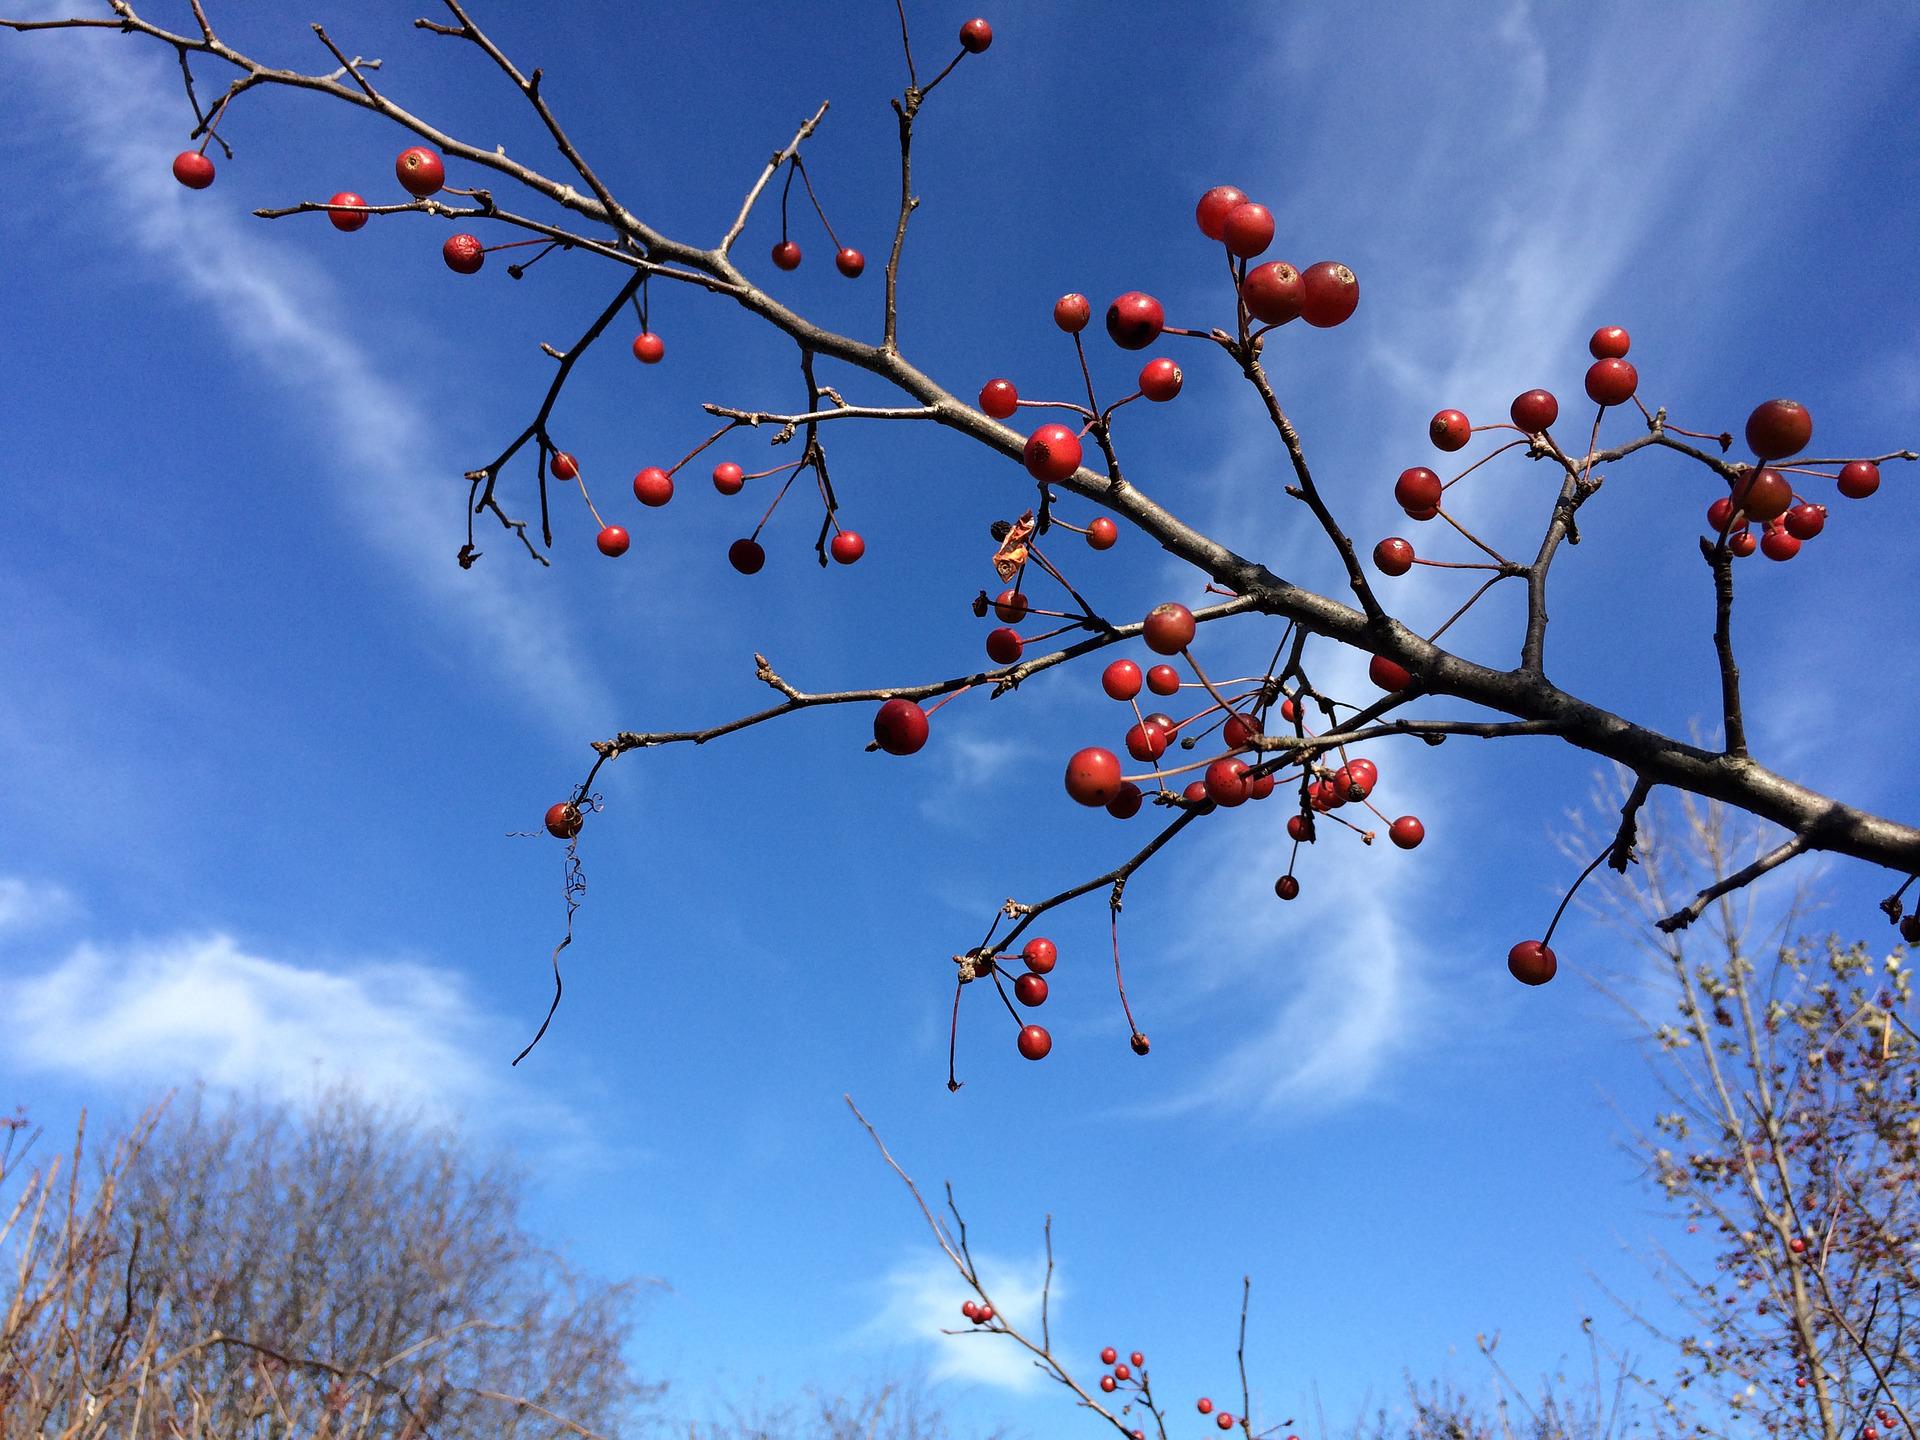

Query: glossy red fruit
[
  {"left": 1024, "top": 424, "right": 1083, "bottom": 481},
  {"left": 1369, "top": 655, "right": 1411, "bottom": 691},
  {"left": 1783, "top": 503, "right": 1826, "bottom": 539},
  {"left": 1299, "top": 261, "right": 1360, "bottom": 328},
  {"left": 975, "top": 1304, "right": 994, "bottom": 1323},
  {"left": 1141, "top": 712, "right": 1176, "bottom": 734},
  {"left": 1760, "top": 526, "right": 1800, "bottom": 562},
  {"left": 986, "top": 627, "right": 1024, "bottom": 664},
  {"left": 1216, "top": 1415, "right": 1235, "bottom": 1431},
  {"left": 1197, "top": 1400, "right": 1214, "bottom": 1416},
  {"left": 1248, "top": 771, "right": 1275, "bottom": 802},
  {"left": 596, "top": 524, "right": 630, "bottom": 557},
  {"left": 1744, "top": 398, "right": 1811, "bottom": 460},
  {"left": 1728, "top": 529, "right": 1757, "bottom": 557},
  {"left": 1274, "top": 875, "right": 1300, "bottom": 900},
  {"left": 1706, "top": 496, "right": 1736, "bottom": 533},
  {"left": 632, "top": 331, "right": 665, "bottom": 364},
  {"left": 1113, "top": 1364, "right": 1132, "bottom": 1382},
  {"left": 1584, "top": 358, "right": 1637, "bottom": 406},
  {"left": 1223, "top": 712, "right": 1258, "bottom": 748},
  {"left": 1205, "top": 759, "right": 1250, "bottom": 807},
  {"left": 1241, "top": 261, "right": 1304, "bottom": 325},
  {"left": 1837, "top": 460, "right": 1880, "bottom": 498},
  {"left": 1107, "top": 782, "right": 1144, "bottom": 819},
  {"left": 1014, "top": 973, "right": 1048, "bottom": 1007},
  {"left": 1053, "top": 293, "right": 1091, "bottom": 333},
  {"left": 1510, "top": 389, "right": 1558, "bottom": 433},
  {"left": 980, "top": 379, "right": 1019, "bottom": 419},
  {"left": 1143, "top": 602, "right": 1196, "bottom": 655},
  {"left": 1139, "top": 357, "right": 1183, "bottom": 401},
  {"left": 1507, "top": 940, "right": 1557, "bottom": 985},
  {"left": 728, "top": 537, "right": 766, "bottom": 574},
  {"left": 1183, "top": 780, "right": 1210, "bottom": 805},
  {"left": 1102, "top": 659, "right": 1143, "bottom": 701},
  {"left": 1429, "top": 409, "right": 1472, "bottom": 451},
  {"left": 551, "top": 451, "right": 580, "bottom": 481},
  {"left": 1065, "top": 747, "right": 1125, "bottom": 806},
  {"left": 1389, "top": 815, "right": 1425, "bottom": 849},
  {"left": 1016, "top": 1024, "right": 1052, "bottom": 1060},
  {"left": 1023, "top": 937, "right": 1058, "bottom": 974},
  {"left": 1286, "top": 814, "right": 1314, "bottom": 842},
  {"left": 1374, "top": 537, "right": 1414, "bottom": 576},
  {"left": 1734, "top": 468, "right": 1792, "bottom": 522},
  {"left": 994, "top": 589, "right": 1029, "bottom": 623},
  {"left": 395, "top": 146, "right": 445, "bottom": 197},
  {"left": 1589, "top": 326, "right": 1630, "bottom": 359},
  {"left": 326, "top": 192, "right": 368, "bottom": 232},
  {"left": 770, "top": 240, "right": 802, "bottom": 270},
  {"left": 1100, "top": 1347, "right": 1118, "bottom": 1366},
  {"left": 830, "top": 531, "right": 865, "bottom": 565},
  {"left": 1221, "top": 201, "right": 1275, "bottom": 258},
  {"left": 1087, "top": 516, "right": 1119, "bottom": 550},
  {"left": 1343, "top": 757, "right": 1378, "bottom": 794},
  {"left": 442, "top": 234, "right": 484, "bottom": 274},
  {"left": 835, "top": 247, "right": 866, "bottom": 278},
  {"left": 1279, "top": 697, "right": 1298, "bottom": 723},
  {"left": 544, "top": 802, "right": 583, "bottom": 839},
  {"left": 1130, "top": 1352, "right": 1144, "bottom": 1369},
  {"left": 1194, "top": 185, "right": 1249, "bottom": 241},
  {"left": 959, "top": 17, "right": 993, "bottom": 52},
  {"left": 1145, "top": 664, "right": 1180, "bottom": 696},
  {"left": 1394, "top": 467, "right": 1443, "bottom": 515},
  {"left": 712, "top": 461, "right": 744, "bottom": 495},
  {"left": 172, "top": 151, "right": 215, "bottom": 189},
  {"left": 962, "top": 1301, "right": 979, "bottom": 1320},
  {"left": 631, "top": 467, "right": 673, "bottom": 507},
  {"left": 873, "top": 698, "right": 929, "bottom": 755},
  {"left": 1100, "top": 1377, "right": 1118, "bottom": 1395},
  {"left": 1124, "top": 721, "right": 1168, "bottom": 762},
  {"left": 1105, "top": 291, "right": 1165, "bottom": 350}
]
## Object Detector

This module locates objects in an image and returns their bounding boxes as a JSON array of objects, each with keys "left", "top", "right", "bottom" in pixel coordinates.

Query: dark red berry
[
  {"left": 633, "top": 466, "right": 673, "bottom": 507},
  {"left": 986, "top": 627, "right": 1024, "bottom": 664},
  {"left": 172, "top": 151, "right": 215, "bottom": 189},
  {"left": 771, "top": 240, "right": 803, "bottom": 271},
  {"left": 1130, "top": 1033, "right": 1150, "bottom": 1055},
  {"left": 1124, "top": 721, "right": 1168, "bottom": 762},
  {"left": 1223, "top": 713, "right": 1258, "bottom": 749},
  {"left": 442, "top": 234, "right": 485, "bottom": 274},
  {"left": 1143, "top": 602, "right": 1196, "bottom": 655},
  {"left": 1241, "top": 261, "right": 1304, "bottom": 326},
  {"left": 1183, "top": 780, "right": 1209, "bottom": 804},
  {"left": 1298, "top": 261, "right": 1359, "bottom": 328},
  {"left": 1216, "top": 1414, "right": 1234, "bottom": 1431},
  {"left": 1205, "top": 759, "right": 1250, "bottom": 807},
  {"left": 1389, "top": 815, "right": 1425, "bottom": 849},
  {"left": 1584, "top": 358, "right": 1637, "bottom": 406},
  {"left": 395, "top": 147, "right": 444, "bottom": 197},
  {"left": 1023, "top": 937, "right": 1057, "bottom": 974},
  {"left": 544, "top": 802, "right": 583, "bottom": 839},
  {"left": 1706, "top": 496, "right": 1736, "bottom": 533},
  {"left": 1053, "top": 293, "right": 1091, "bottom": 333},
  {"left": 1087, "top": 516, "right": 1119, "bottom": 549},
  {"left": 1733, "top": 468, "right": 1792, "bottom": 522},
  {"left": 1728, "top": 530, "right": 1757, "bottom": 557},
  {"left": 835, "top": 247, "right": 866, "bottom": 278},
  {"left": 712, "top": 462, "right": 744, "bottom": 495},
  {"left": 1139, "top": 357, "right": 1183, "bottom": 401},
  {"left": 1065, "top": 747, "right": 1124, "bottom": 806},
  {"left": 1374, "top": 537, "right": 1414, "bottom": 575},
  {"left": 1024, "top": 424, "right": 1083, "bottom": 481},
  {"left": 728, "top": 537, "right": 766, "bottom": 574},
  {"left": 1017, "top": 1024, "right": 1052, "bottom": 1060},
  {"left": 1837, "top": 460, "right": 1880, "bottom": 498},
  {"left": 1394, "top": 466, "right": 1443, "bottom": 515},
  {"left": 1589, "top": 326, "right": 1630, "bottom": 359},
  {"left": 1274, "top": 875, "right": 1300, "bottom": 900},
  {"left": 1145, "top": 664, "right": 1180, "bottom": 696},
  {"left": 959, "top": 18, "right": 993, "bottom": 52},
  {"left": 1429, "top": 409, "right": 1472, "bottom": 451},
  {"left": 830, "top": 531, "right": 865, "bottom": 565},
  {"left": 1106, "top": 782, "right": 1143, "bottom": 819},
  {"left": 1369, "top": 656, "right": 1411, "bottom": 692},
  {"left": 1113, "top": 1364, "right": 1131, "bottom": 1382},
  {"left": 1760, "top": 525, "right": 1800, "bottom": 562},
  {"left": 551, "top": 451, "right": 580, "bottom": 481},
  {"left": 873, "top": 698, "right": 929, "bottom": 755},
  {"left": 1507, "top": 940, "right": 1557, "bottom": 985},
  {"left": 1221, "top": 202, "right": 1274, "bottom": 258},
  {"left": 326, "top": 192, "right": 368, "bottom": 232},
  {"left": 1105, "top": 291, "right": 1165, "bottom": 350},
  {"left": 1194, "top": 186, "right": 1248, "bottom": 241},
  {"left": 1510, "top": 389, "right": 1558, "bottom": 433},
  {"left": 980, "top": 379, "right": 1019, "bottom": 419},
  {"left": 1100, "top": 1377, "right": 1118, "bottom": 1394},
  {"left": 596, "top": 524, "right": 630, "bottom": 557},
  {"left": 1744, "top": 398, "right": 1812, "bottom": 460},
  {"left": 993, "top": 588, "right": 1028, "bottom": 623},
  {"left": 1014, "top": 973, "right": 1048, "bottom": 1007},
  {"left": 1286, "top": 814, "right": 1314, "bottom": 842},
  {"left": 1783, "top": 503, "right": 1826, "bottom": 540}
]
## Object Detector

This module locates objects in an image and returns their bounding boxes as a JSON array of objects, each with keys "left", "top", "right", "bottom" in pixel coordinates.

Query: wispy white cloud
[
  {"left": 0, "top": 875, "right": 79, "bottom": 935},
  {"left": 860, "top": 1248, "right": 1057, "bottom": 1394}
]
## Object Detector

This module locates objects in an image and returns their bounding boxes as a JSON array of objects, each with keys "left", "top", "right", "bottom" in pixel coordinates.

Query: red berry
[
  {"left": 551, "top": 451, "right": 580, "bottom": 481},
  {"left": 1298, "top": 261, "right": 1359, "bottom": 328},
  {"left": 1105, "top": 291, "right": 1166, "bottom": 350},
  {"left": 1023, "top": 937, "right": 1057, "bottom": 974},
  {"left": 1394, "top": 466, "right": 1443, "bottom": 515},
  {"left": 1788, "top": 1237, "right": 1806, "bottom": 1254},
  {"left": 1734, "top": 468, "right": 1792, "bottom": 522},
  {"left": 1017, "top": 1024, "right": 1052, "bottom": 1060},
  {"left": 962, "top": 1301, "right": 979, "bottom": 1319},
  {"left": 712, "top": 461, "right": 744, "bottom": 495},
  {"left": 1374, "top": 537, "right": 1414, "bottom": 576},
  {"left": 1143, "top": 602, "right": 1196, "bottom": 655},
  {"left": 1248, "top": 771, "right": 1275, "bottom": 801},
  {"left": 1221, "top": 202, "right": 1274, "bottom": 258},
  {"left": 1102, "top": 659, "right": 1143, "bottom": 701},
  {"left": 1024, "top": 424, "right": 1083, "bottom": 481},
  {"left": 1369, "top": 656, "right": 1411, "bottom": 692},
  {"left": 1286, "top": 814, "right": 1314, "bottom": 842},
  {"left": 976, "top": 1305, "right": 994, "bottom": 1323},
  {"left": 1112, "top": 1363, "right": 1131, "bottom": 1382},
  {"left": 1197, "top": 1400, "right": 1214, "bottom": 1415},
  {"left": 1065, "top": 747, "right": 1124, "bottom": 807},
  {"left": 830, "top": 531, "right": 865, "bottom": 565},
  {"left": 1389, "top": 815, "right": 1425, "bottom": 849},
  {"left": 1100, "top": 1377, "right": 1118, "bottom": 1394},
  {"left": 171, "top": 151, "right": 215, "bottom": 189},
  {"left": 544, "top": 802, "right": 583, "bottom": 839},
  {"left": 873, "top": 698, "right": 929, "bottom": 755},
  {"left": 1141, "top": 712, "right": 1176, "bottom": 734},
  {"left": 632, "top": 332, "right": 665, "bottom": 364},
  {"left": 728, "top": 537, "right": 766, "bottom": 574},
  {"left": 1194, "top": 186, "right": 1248, "bottom": 241},
  {"left": 1014, "top": 973, "right": 1048, "bottom": 1007},
  {"left": 986, "top": 627, "right": 1024, "bottom": 664},
  {"left": 771, "top": 240, "right": 803, "bottom": 271},
  {"left": 1584, "top": 358, "right": 1637, "bottom": 406},
  {"left": 596, "top": 524, "right": 630, "bottom": 557},
  {"left": 1744, "top": 398, "right": 1812, "bottom": 460},
  {"left": 1107, "top": 782, "right": 1144, "bottom": 819},
  {"left": 1217, "top": 1415, "right": 1235, "bottom": 1430},
  {"left": 326, "top": 192, "right": 368, "bottom": 232},
  {"left": 395, "top": 146, "right": 445, "bottom": 197},
  {"left": 1274, "top": 875, "right": 1300, "bottom": 900},
  {"left": 633, "top": 466, "right": 673, "bottom": 507},
  {"left": 835, "top": 247, "right": 866, "bottom": 278},
  {"left": 1837, "top": 460, "right": 1880, "bottom": 498},
  {"left": 1706, "top": 496, "right": 1736, "bottom": 533},
  {"left": 1223, "top": 713, "right": 1258, "bottom": 749},
  {"left": 1053, "top": 293, "right": 1091, "bottom": 333},
  {"left": 1086, "top": 516, "right": 1119, "bottom": 550},
  {"left": 1346, "top": 757, "right": 1378, "bottom": 790},
  {"left": 1507, "top": 940, "right": 1557, "bottom": 986},
  {"left": 1100, "top": 1347, "right": 1118, "bottom": 1366},
  {"left": 959, "top": 18, "right": 993, "bottom": 52},
  {"left": 1589, "top": 326, "right": 1630, "bottom": 359},
  {"left": 1429, "top": 409, "right": 1472, "bottom": 452},
  {"left": 1241, "top": 261, "right": 1304, "bottom": 326},
  {"left": 1124, "top": 721, "right": 1168, "bottom": 762},
  {"left": 1783, "top": 503, "right": 1826, "bottom": 540},
  {"left": 1145, "top": 664, "right": 1181, "bottom": 696},
  {"left": 1510, "top": 389, "right": 1559, "bottom": 433},
  {"left": 1205, "top": 758, "right": 1250, "bottom": 807},
  {"left": 1760, "top": 525, "right": 1800, "bottom": 562},
  {"left": 1279, "top": 697, "right": 1298, "bottom": 723},
  {"left": 1139, "top": 357, "right": 1183, "bottom": 401},
  {"left": 1183, "top": 780, "right": 1210, "bottom": 804},
  {"left": 442, "top": 234, "right": 485, "bottom": 274},
  {"left": 994, "top": 589, "right": 1029, "bottom": 623},
  {"left": 980, "top": 379, "right": 1020, "bottom": 419},
  {"left": 1728, "top": 530, "right": 1757, "bottom": 558}
]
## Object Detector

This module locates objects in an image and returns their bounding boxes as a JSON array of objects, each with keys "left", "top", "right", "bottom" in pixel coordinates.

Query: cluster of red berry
[{"left": 958, "top": 1297, "right": 996, "bottom": 1326}]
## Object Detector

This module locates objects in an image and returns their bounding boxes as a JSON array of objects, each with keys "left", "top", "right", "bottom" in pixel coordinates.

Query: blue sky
[{"left": 3, "top": 0, "right": 1918, "bottom": 1433}]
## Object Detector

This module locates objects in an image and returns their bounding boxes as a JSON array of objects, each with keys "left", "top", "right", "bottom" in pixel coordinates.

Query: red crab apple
[
  {"left": 1197, "top": 1400, "right": 1214, "bottom": 1416},
  {"left": 1369, "top": 656, "right": 1411, "bottom": 691},
  {"left": 979, "top": 378, "right": 1019, "bottom": 418},
  {"left": 830, "top": 531, "right": 865, "bottom": 564},
  {"left": 1298, "top": 261, "right": 1359, "bottom": 327},
  {"left": 595, "top": 524, "right": 629, "bottom": 557},
  {"left": 1139, "top": 356, "right": 1183, "bottom": 401},
  {"left": 1064, "top": 747, "right": 1125, "bottom": 807},
  {"left": 993, "top": 589, "right": 1028, "bottom": 622},
  {"left": 770, "top": 239, "right": 802, "bottom": 270},
  {"left": 1429, "top": 409, "right": 1472, "bottom": 451},
  {"left": 631, "top": 331, "right": 665, "bottom": 363},
  {"left": 1107, "top": 782, "right": 1143, "bottom": 819},
  {"left": 1274, "top": 875, "right": 1300, "bottom": 900},
  {"left": 873, "top": 699, "right": 929, "bottom": 755},
  {"left": 958, "top": 17, "right": 993, "bottom": 52},
  {"left": 1221, "top": 201, "right": 1274, "bottom": 258},
  {"left": 442, "top": 234, "right": 484, "bottom": 274},
  {"left": 711, "top": 461, "right": 744, "bottom": 495},
  {"left": 1760, "top": 525, "right": 1800, "bottom": 562},
  {"left": 1745, "top": 398, "right": 1812, "bottom": 460},
  {"left": 1086, "top": 516, "right": 1118, "bottom": 549},
  {"left": 1194, "top": 185, "right": 1248, "bottom": 240},
  {"left": 727, "top": 537, "right": 765, "bottom": 574},
  {"left": 1016, "top": 1024, "right": 1052, "bottom": 1060},
  {"left": 1124, "top": 721, "right": 1168, "bottom": 762},
  {"left": 1053, "top": 292, "right": 1091, "bottom": 333},
  {"left": 171, "top": 150, "right": 214, "bottom": 188},
  {"left": 986, "top": 627, "right": 1023, "bottom": 664},
  {"left": 1589, "top": 325, "right": 1630, "bottom": 359},
  {"left": 1784, "top": 503, "right": 1826, "bottom": 539},
  {"left": 1507, "top": 940, "right": 1557, "bottom": 985},
  {"left": 1733, "top": 468, "right": 1792, "bottom": 522},
  {"left": 1838, "top": 460, "right": 1880, "bottom": 498},
  {"left": 544, "top": 802, "right": 583, "bottom": 839},
  {"left": 1024, "top": 423, "right": 1083, "bottom": 481},
  {"left": 1146, "top": 664, "right": 1180, "bottom": 696},
  {"left": 395, "top": 145, "right": 445, "bottom": 196},
  {"left": 325, "top": 192, "right": 368, "bottom": 232},
  {"left": 1394, "top": 466, "right": 1443, "bottom": 516},
  {"left": 1014, "top": 973, "right": 1048, "bottom": 1007},
  {"left": 1374, "top": 537, "right": 1414, "bottom": 575},
  {"left": 1102, "top": 659, "right": 1143, "bottom": 701},
  {"left": 1241, "top": 261, "right": 1304, "bottom": 325},
  {"left": 1510, "top": 389, "right": 1558, "bottom": 433},
  {"left": 1105, "top": 291, "right": 1165, "bottom": 350},
  {"left": 835, "top": 247, "right": 866, "bottom": 278},
  {"left": 1584, "top": 358, "right": 1637, "bottom": 406},
  {"left": 1142, "top": 602, "right": 1196, "bottom": 654},
  {"left": 632, "top": 467, "right": 673, "bottom": 507},
  {"left": 1022, "top": 937, "right": 1057, "bottom": 973},
  {"left": 1100, "top": 1347, "right": 1118, "bottom": 1366},
  {"left": 1204, "top": 759, "right": 1250, "bottom": 807},
  {"left": 551, "top": 451, "right": 579, "bottom": 480},
  {"left": 1389, "top": 816, "right": 1425, "bottom": 849}
]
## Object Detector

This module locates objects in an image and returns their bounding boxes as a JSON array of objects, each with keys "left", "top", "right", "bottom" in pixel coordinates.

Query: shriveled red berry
[
  {"left": 1194, "top": 186, "right": 1248, "bottom": 241},
  {"left": 1429, "top": 409, "right": 1472, "bottom": 451},
  {"left": 728, "top": 537, "right": 766, "bottom": 574},
  {"left": 1105, "top": 291, "right": 1165, "bottom": 350},
  {"left": 172, "top": 151, "right": 215, "bottom": 189},
  {"left": 873, "top": 698, "right": 929, "bottom": 755},
  {"left": 395, "top": 146, "right": 445, "bottom": 197},
  {"left": 1298, "top": 261, "right": 1359, "bottom": 328},
  {"left": 1143, "top": 602, "right": 1196, "bottom": 655},
  {"left": 1124, "top": 721, "right": 1168, "bottom": 762},
  {"left": 993, "top": 589, "right": 1029, "bottom": 623},
  {"left": 1389, "top": 815, "right": 1425, "bottom": 849},
  {"left": 830, "top": 531, "right": 865, "bottom": 565},
  {"left": 442, "top": 234, "right": 485, "bottom": 274},
  {"left": 1760, "top": 525, "right": 1800, "bottom": 562},
  {"left": 1087, "top": 516, "right": 1118, "bottom": 549},
  {"left": 1024, "top": 424, "right": 1083, "bottom": 481},
  {"left": 1783, "top": 503, "right": 1826, "bottom": 539},
  {"left": 959, "top": 17, "right": 993, "bottom": 52},
  {"left": 712, "top": 461, "right": 744, "bottom": 495},
  {"left": 1369, "top": 655, "right": 1411, "bottom": 691},
  {"left": 1065, "top": 747, "right": 1125, "bottom": 806},
  {"left": 1241, "top": 261, "right": 1304, "bottom": 326},
  {"left": 1014, "top": 973, "right": 1048, "bottom": 1007},
  {"left": 1734, "top": 468, "right": 1792, "bottom": 522},
  {"left": 1510, "top": 389, "right": 1558, "bottom": 433},
  {"left": 986, "top": 627, "right": 1024, "bottom": 664},
  {"left": 551, "top": 451, "right": 580, "bottom": 481},
  {"left": 1221, "top": 202, "right": 1274, "bottom": 258},
  {"left": 1589, "top": 326, "right": 1630, "bottom": 359},
  {"left": 1023, "top": 937, "right": 1057, "bottom": 974},
  {"left": 596, "top": 525, "right": 630, "bottom": 557},
  {"left": 770, "top": 240, "right": 802, "bottom": 271},
  {"left": 326, "top": 192, "right": 369, "bottom": 232},
  {"left": 1145, "top": 664, "right": 1180, "bottom": 696},
  {"left": 1139, "top": 357, "right": 1183, "bottom": 401},
  {"left": 1374, "top": 537, "right": 1414, "bottom": 576},
  {"left": 1837, "top": 460, "right": 1880, "bottom": 498},
  {"left": 1103, "top": 659, "right": 1143, "bottom": 701},
  {"left": 544, "top": 802, "right": 583, "bottom": 839},
  {"left": 1394, "top": 466, "right": 1443, "bottom": 515},
  {"left": 1584, "top": 358, "right": 1637, "bottom": 406},
  {"left": 1205, "top": 758, "right": 1250, "bottom": 807},
  {"left": 835, "top": 247, "right": 866, "bottom": 278},
  {"left": 1274, "top": 875, "right": 1300, "bottom": 900},
  {"left": 1017, "top": 1024, "right": 1052, "bottom": 1060},
  {"left": 1053, "top": 293, "right": 1091, "bottom": 333},
  {"left": 633, "top": 466, "right": 674, "bottom": 507},
  {"left": 632, "top": 331, "right": 665, "bottom": 364},
  {"left": 1744, "top": 398, "right": 1811, "bottom": 460},
  {"left": 1507, "top": 940, "right": 1557, "bottom": 986},
  {"left": 1107, "top": 782, "right": 1143, "bottom": 819},
  {"left": 980, "top": 379, "right": 1019, "bottom": 419}
]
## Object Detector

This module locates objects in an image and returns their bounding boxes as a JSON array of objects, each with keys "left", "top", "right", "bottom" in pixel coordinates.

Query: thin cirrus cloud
[
  {"left": 0, "top": 875, "right": 78, "bottom": 935},
  {"left": 862, "top": 1247, "right": 1057, "bottom": 1394}
]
